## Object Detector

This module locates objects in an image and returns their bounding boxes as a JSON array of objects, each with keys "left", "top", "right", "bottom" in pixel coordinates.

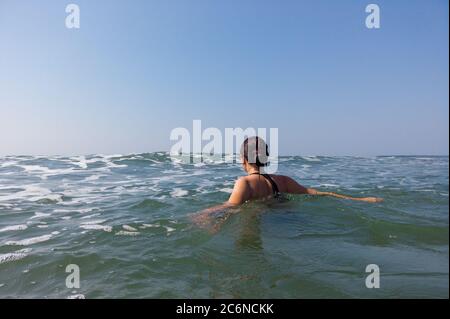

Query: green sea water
[{"left": 0, "top": 154, "right": 448, "bottom": 298}]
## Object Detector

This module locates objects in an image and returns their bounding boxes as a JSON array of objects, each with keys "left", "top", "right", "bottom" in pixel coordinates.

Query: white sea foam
[
  {"left": 80, "top": 219, "right": 106, "bottom": 225},
  {"left": 318, "top": 183, "right": 340, "bottom": 188},
  {"left": 0, "top": 161, "right": 18, "bottom": 168},
  {"left": 102, "top": 156, "right": 128, "bottom": 169},
  {"left": 84, "top": 174, "right": 103, "bottom": 181},
  {"left": 139, "top": 223, "right": 160, "bottom": 229},
  {"left": 164, "top": 226, "right": 175, "bottom": 233},
  {"left": 56, "top": 208, "right": 93, "bottom": 214},
  {"left": 18, "top": 165, "right": 52, "bottom": 174},
  {"left": 67, "top": 294, "right": 86, "bottom": 299},
  {"left": 70, "top": 156, "right": 88, "bottom": 169},
  {"left": 0, "top": 224, "right": 28, "bottom": 233},
  {"left": 0, "top": 185, "right": 57, "bottom": 202},
  {"left": 115, "top": 231, "right": 140, "bottom": 236},
  {"left": 122, "top": 225, "right": 138, "bottom": 232},
  {"left": 0, "top": 249, "right": 32, "bottom": 264},
  {"left": 103, "top": 154, "right": 124, "bottom": 159},
  {"left": 0, "top": 186, "right": 20, "bottom": 191},
  {"left": 147, "top": 158, "right": 162, "bottom": 164},
  {"left": 53, "top": 209, "right": 72, "bottom": 213},
  {"left": 170, "top": 188, "right": 188, "bottom": 198},
  {"left": 6, "top": 234, "right": 52, "bottom": 246},
  {"left": 301, "top": 156, "right": 321, "bottom": 162},
  {"left": 18, "top": 165, "right": 76, "bottom": 179},
  {"left": 29, "top": 212, "right": 51, "bottom": 220},
  {"left": 80, "top": 224, "right": 112, "bottom": 232},
  {"left": 219, "top": 188, "right": 233, "bottom": 194}
]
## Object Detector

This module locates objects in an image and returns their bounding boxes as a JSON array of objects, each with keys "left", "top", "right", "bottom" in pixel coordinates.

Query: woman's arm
[
  {"left": 309, "top": 189, "right": 383, "bottom": 202},
  {"left": 190, "top": 202, "right": 235, "bottom": 228},
  {"left": 190, "top": 178, "right": 249, "bottom": 230},
  {"left": 284, "top": 176, "right": 383, "bottom": 203},
  {"left": 195, "top": 177, "right": 250, "bottom": 216},
  {"left": 194, "top": 202, "right": 235, "bottom": 217}
]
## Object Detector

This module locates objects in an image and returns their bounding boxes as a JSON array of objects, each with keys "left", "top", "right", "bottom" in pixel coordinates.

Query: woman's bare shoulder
[
  {"left": 270, "top": 174, "right": 289, "bottom": 184},
  {"left": 270, "top": 175, "right": 305, "bottom": 193}
]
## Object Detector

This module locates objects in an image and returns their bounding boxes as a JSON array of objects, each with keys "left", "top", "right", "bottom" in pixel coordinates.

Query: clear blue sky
[{"left": 0, "top": 0, "right": 448, "bottom": 156}]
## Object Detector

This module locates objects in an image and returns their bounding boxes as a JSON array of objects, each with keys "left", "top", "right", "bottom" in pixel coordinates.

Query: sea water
[{"left": 0, "top": 154, "right": 448, "bottom": 298}]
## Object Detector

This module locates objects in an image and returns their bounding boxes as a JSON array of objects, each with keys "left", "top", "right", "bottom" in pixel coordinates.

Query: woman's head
[{"left": 240, "top": 136, "right": 269, "bottom": 171}]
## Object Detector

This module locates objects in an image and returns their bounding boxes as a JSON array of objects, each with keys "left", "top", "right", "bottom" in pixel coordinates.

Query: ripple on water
[
  {"left": 0, "top": 225, "right": 28, "bottom": 233},
  {"left": 0, "top": 249, "right": 32, "bottom": 264},
  {"left": 5, "top": 234, "right": 53, "bottom": 246},
  {"left": 131, "top": 198, "right": 171, "bottom": 210}
]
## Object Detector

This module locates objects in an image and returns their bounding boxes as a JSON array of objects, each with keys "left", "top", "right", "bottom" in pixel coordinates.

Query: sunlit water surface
[{"left": 0, "top": 154, "right": 448, "bottom": 298}]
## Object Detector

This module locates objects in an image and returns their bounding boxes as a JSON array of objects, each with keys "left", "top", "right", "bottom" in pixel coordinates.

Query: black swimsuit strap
[
  {"left": 262, "top": 174, "right": 280, "bottom": 195},
  {"left": 249, "top": 172, "right": 279, "bottom": 196}
]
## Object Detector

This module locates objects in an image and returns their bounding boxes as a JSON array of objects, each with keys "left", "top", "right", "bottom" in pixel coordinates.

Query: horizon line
[{"left": 0, "top": 152, "right": 449, "bottom": 158}]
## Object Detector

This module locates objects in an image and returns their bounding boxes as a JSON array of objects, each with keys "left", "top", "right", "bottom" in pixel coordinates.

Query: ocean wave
[
  {"left": 80, "top": 224, "right": 112, "bottom": 232},
  {"left": 139, "top": 223, "right": 160, "bottom": 229},
  {"left": 80, "top": 213, "right": 101, "bottom": 219},
  {"left": 53, "top": 207, "right": 94, "bottom": 215},
  {"left": 84, "top": 174, "right": 104, "bottom": 182},
  {"left": 29, "top": 212, "right": 51, "bottom": 220},
  {"left": 163, "top": 226, "right": 176, "bottom": 233},
  {"left": 122, "top": 225, "right": 138, "bottom": 232},
  {"left": 67, "top": 294, "right": 86, "bottom": 299},
  {"left": 80, "top": 219, "right": 107, "bottom": 225},
  {"left": 315, "top": 183, "right": 340, "bottom": 188},
  {"left": 17, "top": 165, "right": 76, "bottom": 179},
  {"left": 301, "top": 156, "right": 321, "bottom": 162},
  {"left": 0, "top": 161, "right": 19, "bottom": 168},
  {"left": 69, "top": 156, "right": 88, "bottom": 169},
  {"left": 115, "top": 231, "right": 140, "bottom": 236},
  {"left": 170, "top": 188, "right": 188, "bottom": 198},
  {"left": 0, "top": 248, "right": 32, "bottom": 264},
  {"left": 5, "top": 234, "right": 53, "bottom": 246},
  {"left": 0, "top": 185, "right": 63, "bottom": 203},
  {"left": 131, "top": 198, "right": 170, "bottom": 210},
  {"left": 0, "top": 224, "right": 28, "bottom": 233}
]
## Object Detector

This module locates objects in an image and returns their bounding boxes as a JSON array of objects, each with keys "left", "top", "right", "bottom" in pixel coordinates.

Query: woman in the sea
[{"left": 192, "top": 136, "right": 383, "bottom": 229}]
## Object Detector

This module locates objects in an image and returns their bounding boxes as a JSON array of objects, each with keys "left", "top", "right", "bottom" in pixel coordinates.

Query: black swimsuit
[{"left": 250, "top": 172, "right": 280, "bottom": 198}]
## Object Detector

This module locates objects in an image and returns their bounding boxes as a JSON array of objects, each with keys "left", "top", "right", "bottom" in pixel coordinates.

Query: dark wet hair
[{"left": 240, "top": 136, "right": 269, "bottom": 167}]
